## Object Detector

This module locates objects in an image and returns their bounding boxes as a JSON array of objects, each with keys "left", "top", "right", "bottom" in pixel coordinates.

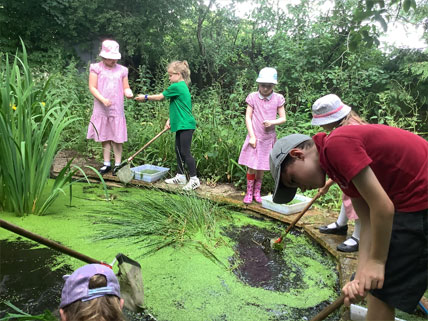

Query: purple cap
[{"left": 59, "top": 264, "right": 121, "bottom": 308}]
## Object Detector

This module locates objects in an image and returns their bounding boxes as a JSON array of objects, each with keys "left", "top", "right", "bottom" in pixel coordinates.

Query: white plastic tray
[
  {"left": 131, "top": 164, "right": 169, "bottom": 183},
  {"left": 350, "top": 304, "right": 405, "bottom": 321},
  {"left": 261, "top": 194, "right": 312, "bottom": 215}
]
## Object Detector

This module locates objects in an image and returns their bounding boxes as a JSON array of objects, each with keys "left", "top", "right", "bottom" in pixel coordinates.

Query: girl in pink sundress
[
  {"left": 238, "top": 67, "right": 286, "bottom": 204},
  {"left": 87, "top": 40, "right": 134, "bottom": 175}
]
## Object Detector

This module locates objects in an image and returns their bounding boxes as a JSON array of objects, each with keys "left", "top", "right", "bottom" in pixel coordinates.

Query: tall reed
[{"left": 0, "top": 42, "right": 78, "bottom": 215}]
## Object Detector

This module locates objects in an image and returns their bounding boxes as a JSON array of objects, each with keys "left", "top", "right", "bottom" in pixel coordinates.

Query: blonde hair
[
  {"left": 168, "top": 60, "right": 191, "bottom": 85},
  {"left": 339, "top": 110, "right": 367, "bottom": 126},
  {"left": 62, "top": 274, "right": 126, "bottom": 321}
]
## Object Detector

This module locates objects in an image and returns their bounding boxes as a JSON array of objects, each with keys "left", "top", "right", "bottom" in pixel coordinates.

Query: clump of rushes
[
  {"left": 95, "top": 190, "right": 228, "bottom": 261},
  {"left": 0, "top": 41, "right": 104, "bottom": 215}
]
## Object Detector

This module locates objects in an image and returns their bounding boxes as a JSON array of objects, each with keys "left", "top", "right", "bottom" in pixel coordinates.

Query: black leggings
[{"left": 175, "top": 129, "right": 197, "bottom": 177}]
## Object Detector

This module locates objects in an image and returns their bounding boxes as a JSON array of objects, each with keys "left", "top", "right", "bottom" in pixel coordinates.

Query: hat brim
[
  {"left": 272, "top": 166, "right": 297, "bottom": 204},
  {"left": 311, "top": 104, "right": 351, "bottom": 126},
  {"left": 256, "top": 78, "right": 278, "bottom": 84},
  {"left": 99, "top": 53, "right": 121, "bottom": 60}
]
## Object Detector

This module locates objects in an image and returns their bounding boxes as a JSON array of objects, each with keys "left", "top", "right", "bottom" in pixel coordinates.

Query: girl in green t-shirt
[{"left": 136, "top": 60, "right": 199, "bottom": 190}]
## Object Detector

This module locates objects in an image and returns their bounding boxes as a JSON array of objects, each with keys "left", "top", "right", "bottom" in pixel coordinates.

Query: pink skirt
[{"left": 87, "top": 115, "right": 127, "bottom": 143}]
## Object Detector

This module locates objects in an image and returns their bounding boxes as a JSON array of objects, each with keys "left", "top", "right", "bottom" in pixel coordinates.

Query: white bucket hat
[
  {"left": 256, "top": 67, "right": 278, "bottom": 84},
  {"left": 99, "top": 40, "right": 121, "bottom": 60},
  {"left": 311, "top": 94, "right": 351, "bottom": 126}
]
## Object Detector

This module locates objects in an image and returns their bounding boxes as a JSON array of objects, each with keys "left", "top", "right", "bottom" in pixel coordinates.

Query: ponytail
[{"left": 168, "top": 60, "right": 191, "bottom": 85}]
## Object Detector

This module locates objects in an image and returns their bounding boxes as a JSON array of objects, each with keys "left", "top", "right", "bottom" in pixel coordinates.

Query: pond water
[
  {"left": 138, "top": 169, "right": 159, "bottom": 175},
  {"left": 0, "top": 183, "right": 341, "bottom": 320},
  {"left": 0, "top": 240, "right": 67, "bottom": 317},
  {"left": 0, "top": 240, "right": 156, "bottom": 320}
]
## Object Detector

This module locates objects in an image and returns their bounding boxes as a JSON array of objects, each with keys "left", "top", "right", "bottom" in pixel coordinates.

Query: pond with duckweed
[{"left": 0, "top": 181, "right": 341, "bottom": 320}]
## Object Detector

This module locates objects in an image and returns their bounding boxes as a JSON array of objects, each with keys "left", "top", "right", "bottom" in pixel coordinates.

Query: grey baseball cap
[{"left": 269, "top": 134, "right": 312, "bottom": 204}]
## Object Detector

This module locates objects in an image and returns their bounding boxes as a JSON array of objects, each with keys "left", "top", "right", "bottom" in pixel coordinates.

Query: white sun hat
[
  {"left": 311, "top": 94, "right": 352, "bottom": 126},
  {"left": 256, "top": 67, "right": 278, "bottom": 84}
]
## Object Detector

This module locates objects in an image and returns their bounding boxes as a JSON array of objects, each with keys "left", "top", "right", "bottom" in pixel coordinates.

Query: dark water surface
[
  {"left": 225, "top": 224, "right": 341, "bottom": 320},
  {"left": 1, "top": 224, "right": 340, "bottom": 320},
  {"left": 0, "top": 239, "right": 155, "bottom": 320},
  {"left": 0, "top": 239, "right": 69, "bottom": 318}
]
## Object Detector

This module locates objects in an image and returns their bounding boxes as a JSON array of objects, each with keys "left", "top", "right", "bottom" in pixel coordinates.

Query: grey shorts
[{"left": 371, "top": 209, "right": 428, "bottom": 313}]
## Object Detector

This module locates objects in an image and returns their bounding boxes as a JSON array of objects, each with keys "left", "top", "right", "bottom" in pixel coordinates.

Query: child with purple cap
[
  {"left": 87, "top": 39, "right": 134, "bottom": 176},
  {"left": 59, "top": 263, "right": 126, "bottom": 321}
]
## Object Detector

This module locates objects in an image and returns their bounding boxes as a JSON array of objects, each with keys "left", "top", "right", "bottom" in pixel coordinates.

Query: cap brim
[
  {"left": 256, "top": 78, "right": 278, "bottom": 84},
  {"left": 272, "top": 180, "right": 297, "bottom": 204},
  {"left": 271, "top": 161, "right": 297, "bottom": 204}
]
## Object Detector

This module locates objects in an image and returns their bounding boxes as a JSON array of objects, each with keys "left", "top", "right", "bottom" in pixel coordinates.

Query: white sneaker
[
  {"left": 165, "top": 174, "right": 187, "bottom": 185},
  {"left": 183, "top": 177, "right": 200, "bottom": 191}
]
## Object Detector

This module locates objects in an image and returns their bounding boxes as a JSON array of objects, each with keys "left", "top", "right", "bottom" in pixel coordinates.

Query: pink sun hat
[
  {"left": 99, "top": 40, "right": 121, "bottom": 60},
  {"left": 311, "top": 94, "right": 351, "bottom": 126}
]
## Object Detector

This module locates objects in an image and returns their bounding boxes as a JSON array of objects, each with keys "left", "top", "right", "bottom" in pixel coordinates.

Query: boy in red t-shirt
[{"left": 269, "top": 124, "right": 428, "bottom": 320}]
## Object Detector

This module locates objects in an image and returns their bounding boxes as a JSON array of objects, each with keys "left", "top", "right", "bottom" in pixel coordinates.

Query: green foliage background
[{"left": 1, "top": 0, "right": 427, "bottom": 211}]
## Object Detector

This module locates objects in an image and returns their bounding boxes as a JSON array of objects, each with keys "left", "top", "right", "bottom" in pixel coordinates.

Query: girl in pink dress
[
  {"left": 87, "top": 40, "right": 134, "bottom": 175},
  {"left": 238, "top": 68, "right": 286, "bottom": 204}
]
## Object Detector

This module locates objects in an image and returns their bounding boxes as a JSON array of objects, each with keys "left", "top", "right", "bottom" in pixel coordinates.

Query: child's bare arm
[
  {"left": 343, "top": 196, "right": 371, "bottom": 305},
  {"left": 351, "top": 166, "right": 394, "bottom": 295},
  {"left": 135, "top": 93, "right": 164, "bottom": 101},
  {"left": 122, "top": 76, "right": 133, "bottom": 98},
  {"left": 89, "top": 72, "right": 111, "bottom": 107},
  {"left": 351, "top": 197, "right": 371, "bottom": 271},
  {"left": 263, "top": 105, "right": 286, "bottom": 127},
  {"left": 245, "top": 105, "right": 256, "bottom": 148}
]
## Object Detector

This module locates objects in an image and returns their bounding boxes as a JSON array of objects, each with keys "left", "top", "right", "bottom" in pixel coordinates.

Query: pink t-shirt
[{"left": 313, "top": 124, "right": 428, "bottom": 212}]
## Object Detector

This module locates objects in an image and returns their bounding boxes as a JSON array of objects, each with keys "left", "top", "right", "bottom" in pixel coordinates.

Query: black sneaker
[
  {"left": 112, "top": 166, "right": 120, "bottom": 176},
  {"left": 319, "top": 222, "right": 348, "bottom": 235},
  {"left": 99, "top": 165, "right": 112, "bottom": 175}
]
